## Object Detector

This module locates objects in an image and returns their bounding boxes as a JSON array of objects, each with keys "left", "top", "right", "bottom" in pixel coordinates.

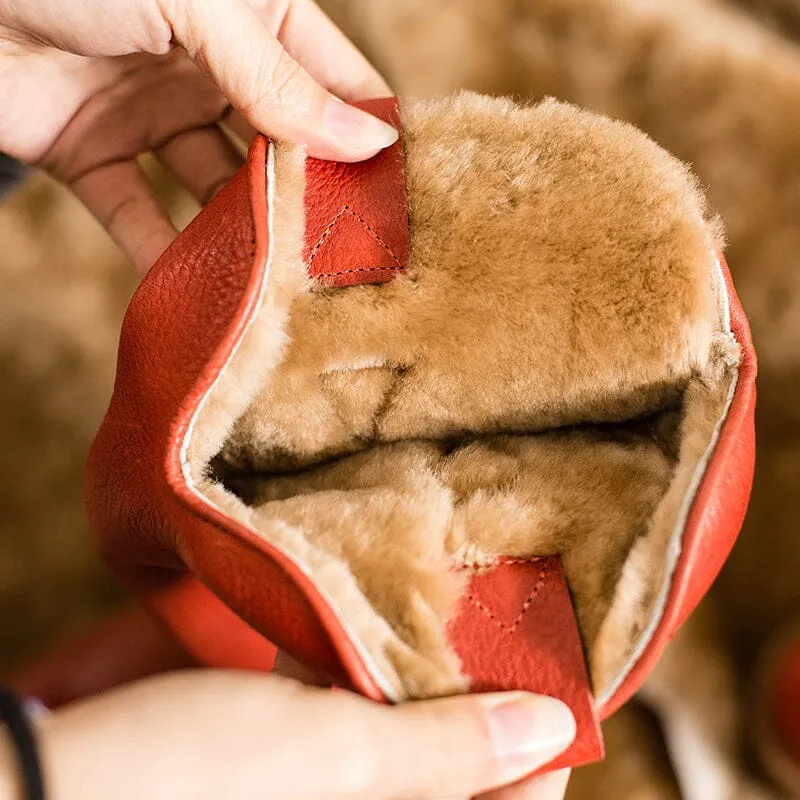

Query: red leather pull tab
[
  {"left": 303, "top": 98, "right": 409, "bottom": 288},
  {"left": 448, "top": 558, "right": 604, "bottom": 772}
]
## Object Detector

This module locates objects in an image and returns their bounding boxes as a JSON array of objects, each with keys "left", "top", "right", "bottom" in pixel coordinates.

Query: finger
[
  {"left": 280, "top": 690, "right": 576, "bottom": 800},
  {"left": 163, "top": 0, "right": 398, "bottom": 161},
  {"left": 41, "top": 52, "right": 227, "bottom": 186},
  {"left": 155, "top": 124, "right": 243, "bottom": 206},
  {"left": 227, "top": 0, "right": 391, "bottom": 146},
  {"left": 476, "top": 768, "right": 572, "bottom": 800},
  {"left": 8, "top": 607, "right": 196, "bottom": 709},
  {"left": 72, "top": 159, "right": 177, "bottom": 273},
  {"left": 259, "top": 0, "right": 391, "bottom": 100},
  {"left": 373, "top": 693, "right": 574, "bottom": 799}
]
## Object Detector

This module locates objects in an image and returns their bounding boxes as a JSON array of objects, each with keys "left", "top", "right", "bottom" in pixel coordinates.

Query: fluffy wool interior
[{"left": 185, "top": 94, "right": 740, "bottom": 702}]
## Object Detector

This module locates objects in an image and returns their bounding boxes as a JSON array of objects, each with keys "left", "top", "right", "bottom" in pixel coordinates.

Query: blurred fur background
[{"left": 2, "top": 0, "right": 800, "bottom": 796}]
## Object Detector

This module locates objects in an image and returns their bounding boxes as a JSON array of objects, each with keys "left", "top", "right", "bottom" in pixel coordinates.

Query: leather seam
[
  {"left": 457, "top": 557, "right": 544, "bottom": 570},
  {"left": 318, "top": 265, "right": 405, "bottom": 277},
  {"left": 308, "top": 204, "right": 404, "bottom": 271},
  {"left": 464, "top": 565, "right": 548, "bottom": 634}
]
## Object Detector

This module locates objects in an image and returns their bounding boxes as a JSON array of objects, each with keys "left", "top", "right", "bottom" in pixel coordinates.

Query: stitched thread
[
  {"left": 465, "top": 565, "right": 548, "bottom": 634},
  {"left": 308, "top": 204, "right": 404, "bottom": 271},
  {"left": 457, "top": 557, "right": 545, "bottom": 571},
  {"left": 317, "top": 264, "right": 404, "bottom": 277}
]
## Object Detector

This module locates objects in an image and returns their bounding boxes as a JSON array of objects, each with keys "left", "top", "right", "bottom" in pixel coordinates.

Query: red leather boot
[{"left": 85, "top": 94, "right": 757, "bottom": 777}]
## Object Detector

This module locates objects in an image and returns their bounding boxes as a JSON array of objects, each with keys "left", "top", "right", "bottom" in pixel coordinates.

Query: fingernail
[
  {"left": 324, "top": 99, "right": 399, "bottom": 154},
  {"left": 484, "top": 693, "right": 576, "bottom": 779}
]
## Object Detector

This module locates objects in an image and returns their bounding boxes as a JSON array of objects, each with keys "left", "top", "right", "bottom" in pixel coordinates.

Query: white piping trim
[
  {"left": 179, "top": 145, "right": 276, "bottom": 482},
  {"left": 177, "top": 145, "right": 398, "bottom": 702},
  {"left": 597, "top": 251, "right": 739, "bottom": 707},
  {"left": 713, "top": 251, "right": 732, "bottom": 331}
]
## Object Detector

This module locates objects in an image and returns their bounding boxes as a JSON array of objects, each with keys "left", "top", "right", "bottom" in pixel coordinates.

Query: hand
[
  {"left": 0, "top": 0, "right": 398, "bottom": 272},
  {"left": 10, "top": 611, "right": 573, "bottom": 799},
  {"left": 0, "top": 671, "right": 574, "bottom": 800}
]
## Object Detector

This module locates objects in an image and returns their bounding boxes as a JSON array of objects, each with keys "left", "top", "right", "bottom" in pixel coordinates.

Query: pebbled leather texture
[
  {"left": 304, "top": 99, "right": 408, "bottom": 287},
  {"left": 448, "top": 558, "right": 604, "bottom": 770},
  {"left": 86, "top": 130, "right": 387, "bottom": 693},
  {"left": 86, "top": 98, "right": 757, "bottom": 774}
]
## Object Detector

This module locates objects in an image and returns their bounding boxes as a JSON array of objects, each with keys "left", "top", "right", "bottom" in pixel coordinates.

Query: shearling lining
[{"left": 185, "top": 94, "right": 738, "bottom": 700}]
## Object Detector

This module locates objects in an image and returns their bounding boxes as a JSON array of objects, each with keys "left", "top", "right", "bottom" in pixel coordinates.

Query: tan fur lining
[{"left": 186, "top": 94, "right": 738, "bottom": 700}]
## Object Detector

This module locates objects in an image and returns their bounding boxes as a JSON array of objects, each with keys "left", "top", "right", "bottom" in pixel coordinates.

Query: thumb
[
  {"left": 160, "top": 0, "right": 399, "bottom": 161},
  {"left": 287, "top": 688, "right": 577, "bottom": 800},
  {"left": 374, "top": 691, "right": 577, "bottom": 798}
]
